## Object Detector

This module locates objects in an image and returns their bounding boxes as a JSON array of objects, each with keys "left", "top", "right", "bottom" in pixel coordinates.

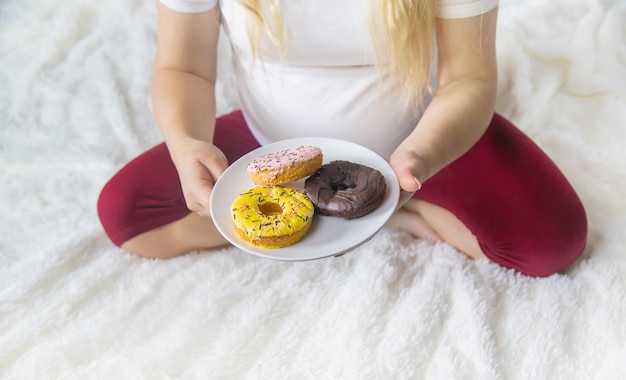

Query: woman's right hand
[{"left": 169, "top": 138, "right": 228, "bottom": 217}]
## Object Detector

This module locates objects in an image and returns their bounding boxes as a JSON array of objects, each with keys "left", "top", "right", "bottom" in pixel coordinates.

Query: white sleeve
[
  {"left": 159, "top": 0, "right": 218, "bottom": 13},
  {"left": 437, "top": 0, "right": 499, "bottom": 19}
]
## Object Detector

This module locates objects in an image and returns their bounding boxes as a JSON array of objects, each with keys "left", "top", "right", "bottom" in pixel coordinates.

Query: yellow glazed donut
[{"left": 230, "top": 186, "right": 315, "bottom": 248}]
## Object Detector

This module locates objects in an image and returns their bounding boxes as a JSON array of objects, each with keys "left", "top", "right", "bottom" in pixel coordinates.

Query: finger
[
  {"left": 184, "top": 196, "right": 208, "bottom": 216},
  {"left": 390, "top": 153, "right": 424, "bottom": 192},
  {"left": 194, "top": 182, "right": 215, "bottom": 215},
  {"left": 200, "top": 150, "right": 229, "bottom": 182},
  {"left": 396, "top": 166, "right": 422, "bottom": 192},
  {"left": 182, "top": 179, "right": 213, "bottom": 214}
]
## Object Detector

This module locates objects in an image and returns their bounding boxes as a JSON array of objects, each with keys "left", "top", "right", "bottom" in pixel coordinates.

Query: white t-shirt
[{"left": 159, "top": 0, "right": 499, "bottom": 156}]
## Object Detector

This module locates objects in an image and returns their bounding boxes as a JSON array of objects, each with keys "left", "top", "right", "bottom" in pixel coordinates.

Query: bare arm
[
  {"left": 390, "top": 8, "right": 498, "bottom": 192},
  {"left": 152, "top": 2, "right": 227, "bottom": 215}
]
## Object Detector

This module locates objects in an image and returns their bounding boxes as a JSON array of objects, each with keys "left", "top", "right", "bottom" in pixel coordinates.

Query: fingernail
[{"left": 414, "top": 177, "right": 422, "bottom": 190}]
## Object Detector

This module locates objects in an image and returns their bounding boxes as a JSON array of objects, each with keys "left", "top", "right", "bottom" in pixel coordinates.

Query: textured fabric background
[{"left": 1, "top": 0, "right": 625, "bottom": 379}]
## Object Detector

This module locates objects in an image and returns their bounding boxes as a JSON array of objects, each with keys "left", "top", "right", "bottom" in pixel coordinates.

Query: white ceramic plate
[{"left": 210, "top": 137, "right": 400, "bottom": 261}]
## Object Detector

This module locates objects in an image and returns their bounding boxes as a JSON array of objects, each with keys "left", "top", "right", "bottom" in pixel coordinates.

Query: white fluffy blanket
[{"left": 1, "top": 0, "right": 625, "bottom": 378}]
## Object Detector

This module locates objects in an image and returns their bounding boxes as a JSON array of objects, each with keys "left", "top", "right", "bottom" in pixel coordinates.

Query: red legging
[{"left": 97, "top": 111, "right": 587, "bottom": 277}]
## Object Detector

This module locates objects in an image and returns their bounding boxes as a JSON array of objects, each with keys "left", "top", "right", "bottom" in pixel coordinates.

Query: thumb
[
  {"left": 390, "top": 153, "right": 425, "bottom": 192},
  {"left": 397, "top": 168, "right": 422, "bottom": 192}
]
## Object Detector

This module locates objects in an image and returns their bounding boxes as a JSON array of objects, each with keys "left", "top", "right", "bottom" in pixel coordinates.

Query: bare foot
[{"left": 386, "top": 208, "right": 444, "bottom": 242}]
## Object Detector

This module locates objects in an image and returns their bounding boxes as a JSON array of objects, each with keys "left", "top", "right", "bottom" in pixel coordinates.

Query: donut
[
  {"left": 304, "top": 160, "right": 387, "bottom": 219},
  {"left": 230, "top": 185, "right": 315, "bottom": 248},
  {"left": 247, "top": 146, "right": 323, "bottom": 185}
]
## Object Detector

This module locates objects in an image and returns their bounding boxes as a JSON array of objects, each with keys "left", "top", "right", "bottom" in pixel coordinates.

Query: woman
[{"left": 98, "top": 0, "right": 587, "bottom": 277}]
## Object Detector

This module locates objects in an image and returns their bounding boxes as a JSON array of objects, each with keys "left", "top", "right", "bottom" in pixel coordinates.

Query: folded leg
[
  {"left": 413, "top": 113, "right": 587, "bottom": 277},
  {"left": 97, "top": 110, "right": 260, "bottom": 255}
]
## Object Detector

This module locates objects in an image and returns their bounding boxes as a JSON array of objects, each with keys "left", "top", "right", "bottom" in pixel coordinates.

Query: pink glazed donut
[{"left": 247, "top": 146, "right": 323, "bottom": 185}]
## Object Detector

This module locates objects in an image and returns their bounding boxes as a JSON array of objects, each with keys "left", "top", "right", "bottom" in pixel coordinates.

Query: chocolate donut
[{"left": 304, "top": 160, "right": 386, "bottom": 219}]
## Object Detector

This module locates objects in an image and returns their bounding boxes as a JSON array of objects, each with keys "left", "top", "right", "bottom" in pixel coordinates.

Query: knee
[
  {"left": 535, "top": 200, "right": 588, "bottom": 277},
  {"left": 97, "top": 172, "right": 157, "bottom": 248},
  {"left": 97, "top": 179, "right": 190, "bottom": 257},
  {"left": 97, "top": 171, "right": 189, "bottom": 251},
  {"left": 482, "top": 213, "right": 588, "bottom": 278},
  {"left": 97, "top": 176, "right": 133, "bottom": 248},
  {"left": 522, "top": 241, "right": 586, "bottom": 278}
]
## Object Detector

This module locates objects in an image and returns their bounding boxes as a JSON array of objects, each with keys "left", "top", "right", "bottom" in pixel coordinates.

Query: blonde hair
[{"left": 238, "top": 0, "right": 438, "bottom": 109}]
